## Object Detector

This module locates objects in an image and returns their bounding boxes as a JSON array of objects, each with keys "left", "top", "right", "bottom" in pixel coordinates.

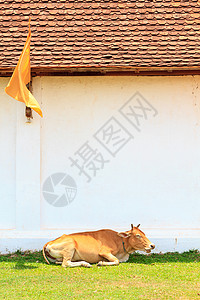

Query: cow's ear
[{"left": 118, "top": 231, "right": 131, "bottom": 238}]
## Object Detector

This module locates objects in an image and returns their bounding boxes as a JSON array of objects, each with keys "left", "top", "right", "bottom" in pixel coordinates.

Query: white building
[{"left": 0, "top": 1, "right": 200, "bottom": 253}]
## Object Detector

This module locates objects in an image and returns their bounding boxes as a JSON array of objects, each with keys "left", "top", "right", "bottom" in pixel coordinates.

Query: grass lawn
[{"left": 0, "top": 250, "right": 200, "bottom": 299}]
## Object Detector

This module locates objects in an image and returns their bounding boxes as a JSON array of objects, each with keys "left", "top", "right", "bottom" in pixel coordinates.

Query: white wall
[
  {"left": 0, "top": 75, "right": 200, "bottom": 253},
  {"left": 0, "top": 78, "right": 16, "bottom": 229}
]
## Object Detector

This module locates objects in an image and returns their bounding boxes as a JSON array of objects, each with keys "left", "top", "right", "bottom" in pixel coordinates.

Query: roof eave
[{"left": 0, "top": 66, "right": 200, "bottom": 77}]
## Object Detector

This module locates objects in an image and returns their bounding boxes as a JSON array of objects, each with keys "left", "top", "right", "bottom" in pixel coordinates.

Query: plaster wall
[{"left": 0, "top": 75, "right": 200, "bottom": 253}]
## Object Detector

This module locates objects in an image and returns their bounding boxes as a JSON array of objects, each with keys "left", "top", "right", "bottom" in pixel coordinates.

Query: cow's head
[{"left": 118, "top": 224, "right": 155, "bottom": 253}]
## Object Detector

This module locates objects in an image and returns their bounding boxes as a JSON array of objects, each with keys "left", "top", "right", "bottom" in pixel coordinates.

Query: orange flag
[{"left": 5, "top": 21, "right": 43, "bottom": 117}]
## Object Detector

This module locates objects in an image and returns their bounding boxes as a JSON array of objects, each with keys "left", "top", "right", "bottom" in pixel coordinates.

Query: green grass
[{"left": 0, "top": 250, "right": 200, "bottom": 299}]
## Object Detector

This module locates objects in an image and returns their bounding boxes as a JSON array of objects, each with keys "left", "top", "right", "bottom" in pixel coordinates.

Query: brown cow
[{"left": 43, "top": 224, "right": 155, "bottom": 267}]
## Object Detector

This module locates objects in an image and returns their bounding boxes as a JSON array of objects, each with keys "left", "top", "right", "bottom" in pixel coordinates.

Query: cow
[{"left": 42, "top": 224, "right": 155, "bottom": 268}]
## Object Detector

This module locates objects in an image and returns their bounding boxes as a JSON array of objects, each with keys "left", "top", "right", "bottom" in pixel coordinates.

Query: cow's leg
[
  {"left": 62, "top": 258, "right": 92, "bottom": 268},
  {"left": 98, "top": 248, "right": 119, "bottom": 266},
  {"left": 61, "top": 248, "right": 92, "bottom": 268}
]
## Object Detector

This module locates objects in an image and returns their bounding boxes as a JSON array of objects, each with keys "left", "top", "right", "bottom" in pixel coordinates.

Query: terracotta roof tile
[{"left": 1, "top": 0, "right": 200, "bottom": 70}]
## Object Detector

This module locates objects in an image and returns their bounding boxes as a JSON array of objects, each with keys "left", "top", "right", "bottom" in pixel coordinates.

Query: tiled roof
[{"left": 0, "top": 0, "right": 200, "bottom": 71}]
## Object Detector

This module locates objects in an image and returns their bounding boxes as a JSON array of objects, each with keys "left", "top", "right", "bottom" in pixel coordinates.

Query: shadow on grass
[
  {"left": 13, "top": 261, "right": 38, "bottom": 270},
  {"left": 0, "top": 250, "right": 199, "bottom": 268}
]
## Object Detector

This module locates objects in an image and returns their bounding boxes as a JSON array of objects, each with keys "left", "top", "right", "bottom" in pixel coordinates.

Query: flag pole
[{"left": 25, "top": 17, "right": 33, "bottom": 121}]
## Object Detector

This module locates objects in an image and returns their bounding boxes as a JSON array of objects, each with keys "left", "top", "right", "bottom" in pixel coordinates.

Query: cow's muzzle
[{"left": 145, "top": 244, "right": 155, "bottom": 253}]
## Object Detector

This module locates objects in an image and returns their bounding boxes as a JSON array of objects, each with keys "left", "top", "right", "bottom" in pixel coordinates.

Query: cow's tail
[{"left": 43, "top": 242, "right": 50, "bottom": 265}]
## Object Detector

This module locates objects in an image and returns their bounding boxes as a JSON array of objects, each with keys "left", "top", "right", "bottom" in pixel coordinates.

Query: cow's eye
[{"left": 136, "top": 234, "right": 142, "bottom": 239}]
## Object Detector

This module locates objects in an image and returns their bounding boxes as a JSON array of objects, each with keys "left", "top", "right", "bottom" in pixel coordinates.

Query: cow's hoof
[
  {"left": 97, "top": 261, "right": 104, "bottom": 266},
  {"left": 83, "top": 263, "right": 92, "bottom": 268}
]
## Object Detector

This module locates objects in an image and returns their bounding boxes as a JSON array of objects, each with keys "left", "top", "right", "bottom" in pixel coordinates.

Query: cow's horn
[
  {"left": 131, "top": 224, "right": 133, "bottom": 230},
  {"left": 136, "top": 224, "right": 140, "bottom": 228}
]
